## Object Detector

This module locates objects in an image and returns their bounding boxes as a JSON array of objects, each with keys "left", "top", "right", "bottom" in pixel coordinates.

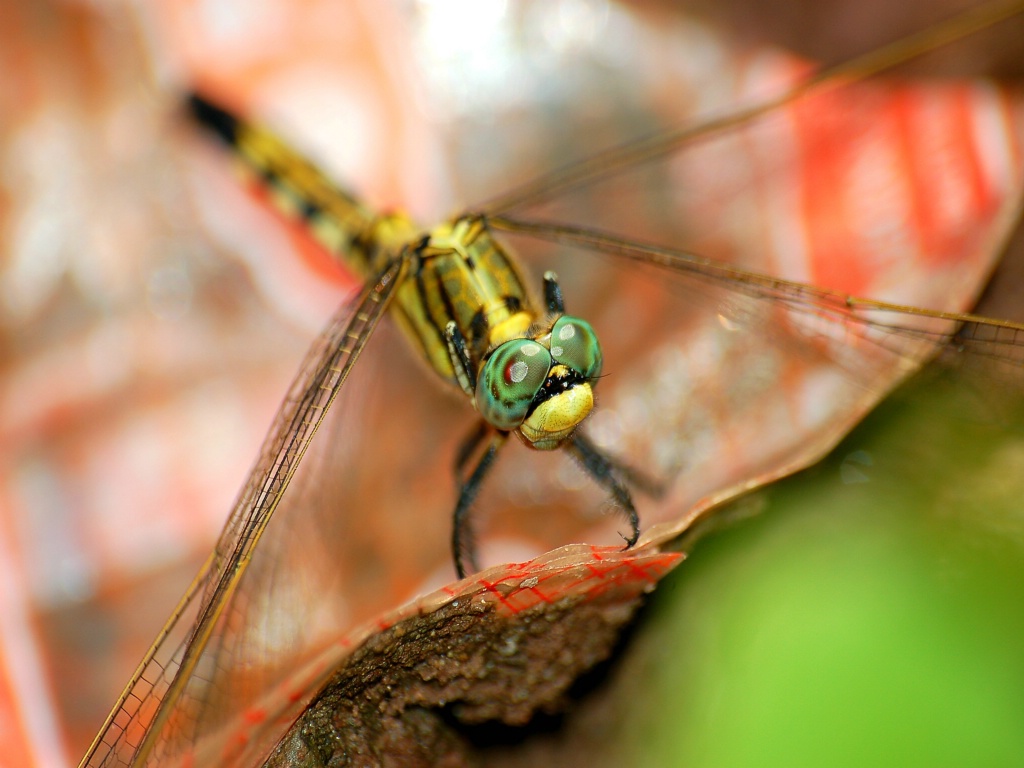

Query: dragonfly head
[{"left": 475, "top": 316, "right": 602, "bottom": 451}]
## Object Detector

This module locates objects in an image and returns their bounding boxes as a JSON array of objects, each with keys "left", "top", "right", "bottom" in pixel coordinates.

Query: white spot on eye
[
  {"left": 551, "top": 345, "right": 564, "bottom": 357},
  {"left": 509, "top": 360, "right": 529, "bottom": 383},
  {"left": 558, "top": 323, "right": 576, "bottom": 340},
  {"left": 521, "top": 343, "right": 542, "bottom": 356}
]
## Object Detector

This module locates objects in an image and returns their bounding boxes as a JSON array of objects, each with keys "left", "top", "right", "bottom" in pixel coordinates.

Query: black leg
[
  {"left": 444, "top": 320, "right": 475, "bottom": 397},
  {"left": 543, "top": 271, "right": 565, "bottom": 314},
  {"left": 575, "top": 431, "right": 665, "bottom": 499},
  {"left": 454, "top": 420, "right": 490, "bottom": 475},
  {"left": 566, "top": 431, "right": 641, "bottom": 549},
  {"left": 452, "top": 429, "right": 507, "bottom": 578}
]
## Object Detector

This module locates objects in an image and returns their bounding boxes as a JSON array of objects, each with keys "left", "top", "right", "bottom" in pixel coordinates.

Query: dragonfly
[
  {"left": 82, "top": 1, "right": 1024, "bottom": 766},
  {"left": 187, "top": 92, "right": 648, "bottom": 580}
]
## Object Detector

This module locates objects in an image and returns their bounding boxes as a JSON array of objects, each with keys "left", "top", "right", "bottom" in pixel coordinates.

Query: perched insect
[
  {"left": 188, "top": 94, "right": 645, "bottom": 580},
  {"left": 81, "top": 2, "right": 1024, "bottom": 766}
]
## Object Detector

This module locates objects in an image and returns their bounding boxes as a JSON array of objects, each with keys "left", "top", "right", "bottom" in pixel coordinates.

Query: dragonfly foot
[{"left": 568, "top": 431, "right": 642, "bottom": 551}]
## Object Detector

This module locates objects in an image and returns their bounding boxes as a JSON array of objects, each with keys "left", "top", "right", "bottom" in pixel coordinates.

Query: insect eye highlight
[{"left": 476, "top": 339, "right": 552, "bottom": 430}]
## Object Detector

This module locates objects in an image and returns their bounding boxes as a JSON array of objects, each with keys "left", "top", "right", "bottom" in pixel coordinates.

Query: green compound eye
[
  {"left": 549, "top": 316, "right": 602, "bottom": 379},
  {"left": 476, "top": 339, "right": 553, "bottom": 430}
]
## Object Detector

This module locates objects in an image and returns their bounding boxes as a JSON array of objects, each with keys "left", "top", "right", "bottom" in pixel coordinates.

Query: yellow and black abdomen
[{"left": 187, "top": 94, "right": 417, "bottom": 277}]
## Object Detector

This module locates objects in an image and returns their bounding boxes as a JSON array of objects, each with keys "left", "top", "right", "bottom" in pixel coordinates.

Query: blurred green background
[{"left": 597, "top": 361, "right": 1024, "bottom": 767}]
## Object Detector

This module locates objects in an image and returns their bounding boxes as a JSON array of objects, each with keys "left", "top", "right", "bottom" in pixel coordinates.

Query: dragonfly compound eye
[
  {"left": 476, "top": 338, "right": 552, "bottom": 430},
  {"left": 549, "top": 316, "right": 602, "bottom": 380}
]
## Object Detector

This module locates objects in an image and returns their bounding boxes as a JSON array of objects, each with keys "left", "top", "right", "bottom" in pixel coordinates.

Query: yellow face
[{"left": 518, "top": 366, "right": 595, "bottom": 450}]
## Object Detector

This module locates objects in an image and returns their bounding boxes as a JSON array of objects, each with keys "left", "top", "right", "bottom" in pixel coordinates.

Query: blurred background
[{"left": 2, "top": 1, "right": 1023, "bottom": 765}]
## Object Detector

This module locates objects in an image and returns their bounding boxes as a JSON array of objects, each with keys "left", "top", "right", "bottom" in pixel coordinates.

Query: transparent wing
[
  {"left": 477, "top": 0, "right": 1024, "bottom": 217},
  {"left": 490, "top": 216, "right": 1024, "bottom": 542},
  {"left": 481, "top": 46, "right": 1024, "bottom": 309},
  {"left": 80, "top": 257, "right": 405, "bottom": 767}
]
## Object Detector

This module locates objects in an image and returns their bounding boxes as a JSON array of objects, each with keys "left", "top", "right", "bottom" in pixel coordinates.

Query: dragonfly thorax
[
  {"left": 387, "top": 217, "right": 535, "bottom": 383},
  {"left": 388, "top": 215, "right": 603, "bottom": 449}
]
